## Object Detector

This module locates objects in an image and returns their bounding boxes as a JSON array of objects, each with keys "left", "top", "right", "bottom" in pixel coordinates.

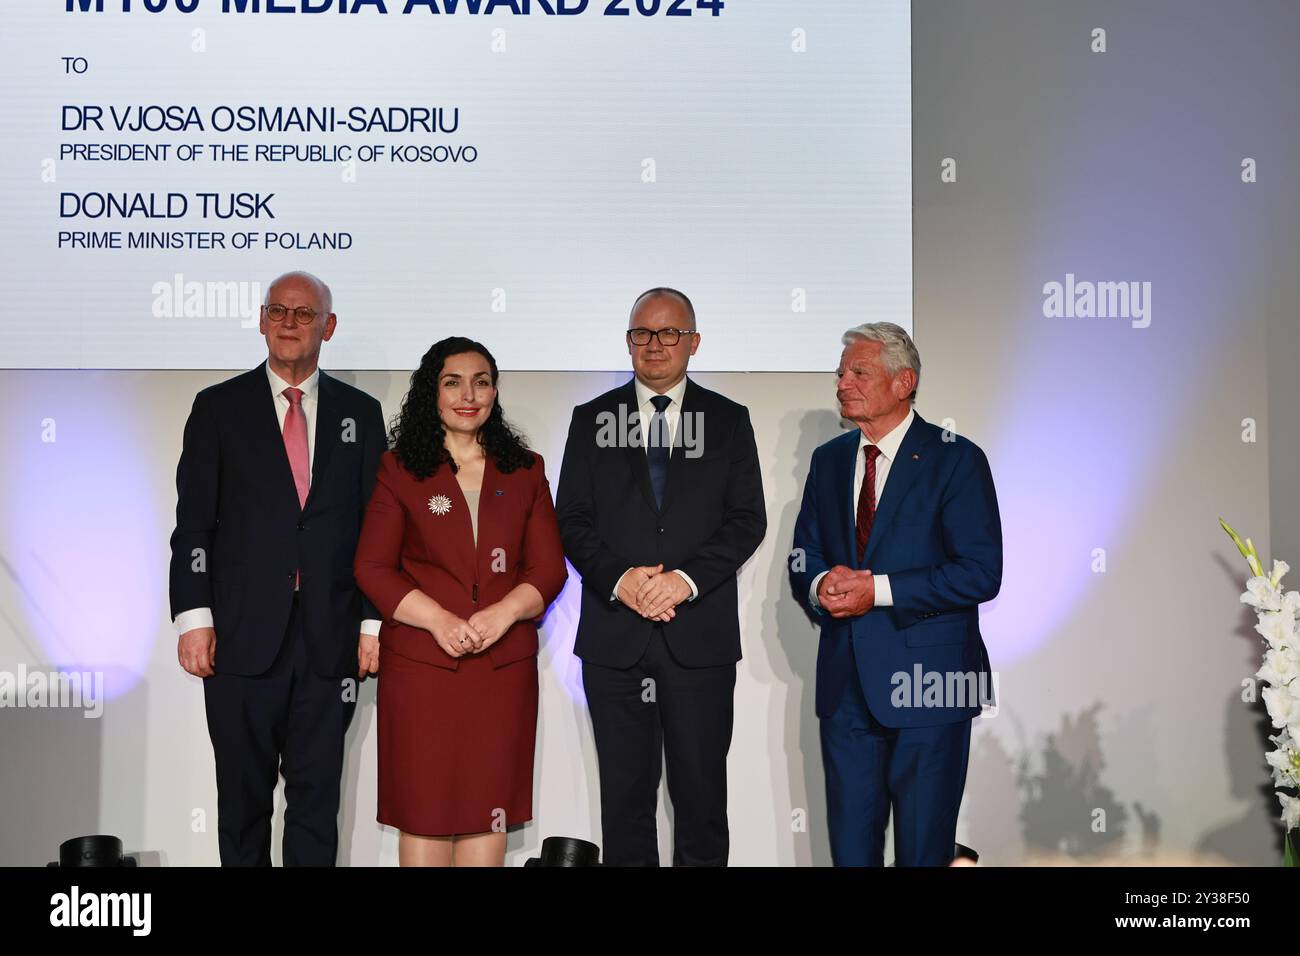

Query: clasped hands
[
  {"left": 428, "top": 602, "right": 514, "bottom": 660},
  {"left": 618, "top": 563, "right": 692, "bottom": 622},
  {"left": 817, "top": 565, "right": 876, "bottom": 618}
]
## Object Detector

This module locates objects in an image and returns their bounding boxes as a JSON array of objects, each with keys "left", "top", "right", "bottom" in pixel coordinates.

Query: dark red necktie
[{"left": 855, "top": 444, "right": 882, "bottom": 563}]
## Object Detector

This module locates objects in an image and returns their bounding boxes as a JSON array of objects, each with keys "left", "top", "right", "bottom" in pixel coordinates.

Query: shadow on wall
[
  {"left": 1194, "top": 691, "right": 1286, "bottom": 866},
  {"left": 763, "top": 407, "right": 848, "bottom": 867},
  {"left": 966, "top": 694, "right": 1282, "bottom": 866},
  {"left": 966, "top": 704, "right": 1138, "bottom": 864},
  {"left": 0, "top": 664, "right": 152, "bottom": 866},
  {"left": 337, "top": 670, "right": 378, "bottom": 866},
  {"left": 1192, "top": 567, "right": 1290, "bottom": 865},
  {"left": 0, "top": 700, "right": 104, "bottom": 866}
]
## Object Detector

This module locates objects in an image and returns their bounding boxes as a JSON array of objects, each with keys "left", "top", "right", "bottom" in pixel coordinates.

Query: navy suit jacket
[
  {"left": 790, "top": 412, "right": 1001, "bottom": 727},
  {"left": 168, "top": 363, "right": 387, "bottom": 678}
]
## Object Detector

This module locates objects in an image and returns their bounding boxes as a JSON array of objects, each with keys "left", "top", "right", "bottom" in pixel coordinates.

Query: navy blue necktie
[{"left": 647, "top": 394, "right": 672, "bottom": 509}]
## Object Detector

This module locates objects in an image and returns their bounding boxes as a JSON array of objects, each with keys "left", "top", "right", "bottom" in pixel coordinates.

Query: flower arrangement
[{"left": 1220, "top": 517, "right": 1300, "bottom": 865}]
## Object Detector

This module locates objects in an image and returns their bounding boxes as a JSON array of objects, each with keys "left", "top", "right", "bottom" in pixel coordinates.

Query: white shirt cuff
[
  {"left": 611, "top": 569, "right": 631, "bottom": 602},
  {"left": 174, "top": 607, "right": 214, "bottom": 635},
  {"left": 672, "top": 569, "right": 699, "bottom": 601},
  {"left": 874, "top": 573, "right": 893, "bottom": 607},
  {"left": 809, "top": 571, "right": 829, "bottom": 611},
  {"left": 360, "top": 619, "right": 381, "bottom": 637}
]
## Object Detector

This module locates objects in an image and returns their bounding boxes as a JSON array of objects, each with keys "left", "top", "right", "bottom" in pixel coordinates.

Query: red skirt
[{"left": 377, "top": 645, "right": 538, "bottom": 837}]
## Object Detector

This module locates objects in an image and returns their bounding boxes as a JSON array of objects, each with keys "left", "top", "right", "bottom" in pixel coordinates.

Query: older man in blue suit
[{"left": 790, "top": 322, "right": 1001, "bottom": 867}]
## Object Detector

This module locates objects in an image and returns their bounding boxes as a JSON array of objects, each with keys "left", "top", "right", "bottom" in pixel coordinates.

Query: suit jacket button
[
  {"left": 297, "top": 521, "right": 305, "bottom": 531},
  {"left": 657, "top": 527, "right": 664, "bottom": 534}
]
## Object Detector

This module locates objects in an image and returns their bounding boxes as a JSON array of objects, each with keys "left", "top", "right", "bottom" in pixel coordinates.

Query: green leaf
[{"left": 1220, "top": 517, "right": 1252, "bottom": 561}]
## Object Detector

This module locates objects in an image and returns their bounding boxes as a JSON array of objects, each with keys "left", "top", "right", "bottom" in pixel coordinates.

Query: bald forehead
[
  {"left": 267, "top": 274, "right": 331, "bottom": 312},
  {"left": 630, "top": 292, "right": 693, "bottom": 329}
]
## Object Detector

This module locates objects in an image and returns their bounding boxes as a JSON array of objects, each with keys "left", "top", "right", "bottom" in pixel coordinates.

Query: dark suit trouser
[
  {"left": 820, "top": 645, "right": 972, "bottom": 867},
  {"left": 582, "top": 628, "right": 736, "bottom": 866},
  {"left": 203, "top": 595, "right": 356, "bottom": 866}
]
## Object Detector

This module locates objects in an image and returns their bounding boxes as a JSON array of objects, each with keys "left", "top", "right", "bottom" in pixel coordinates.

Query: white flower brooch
[{"left": 427, "top": 494, "right": 452, "bottom": 516}]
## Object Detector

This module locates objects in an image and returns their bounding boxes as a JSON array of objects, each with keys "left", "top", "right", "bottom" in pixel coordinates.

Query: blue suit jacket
[{"left": 790, "top": 412, "right": 1002, "bottom": 727}]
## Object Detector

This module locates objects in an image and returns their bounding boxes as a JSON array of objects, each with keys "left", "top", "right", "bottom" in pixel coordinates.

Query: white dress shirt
[
  {"left": 174, "top": 363, "right": 380, "bottom": 638},
  {"left": 610, "top": 375, "right": 700, "bottom": 602},
  {"left": 809, "top": 406, "right": 916, "bottom": 612}
]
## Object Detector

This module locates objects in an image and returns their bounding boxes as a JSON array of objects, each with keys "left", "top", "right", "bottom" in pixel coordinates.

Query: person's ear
[
  {"left": 321, "top": 312, "right": 337, "bottom": 342},
  {"left": 689, "top": 332, "right": 701, "bottom": 356},
  {"left": 258, "top": 306, "right": 269, "bottom": 337}
]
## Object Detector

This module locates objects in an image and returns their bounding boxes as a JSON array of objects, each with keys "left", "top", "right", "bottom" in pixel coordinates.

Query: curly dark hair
[{"left": 390, "top": 336, "right": 535, "bottom": 480}]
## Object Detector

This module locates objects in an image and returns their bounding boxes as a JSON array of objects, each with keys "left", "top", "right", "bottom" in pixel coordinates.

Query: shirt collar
[
  {"left": 634, "top": 374, "right": 688, "bottom": 411},
  {"left": 858, "top": 406, "right": 915, "bottom": 463},
  {"left": 266, "top": 361, "right": 320, "bottom": 402}
]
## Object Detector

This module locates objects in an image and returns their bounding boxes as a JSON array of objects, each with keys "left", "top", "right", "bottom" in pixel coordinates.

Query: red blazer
[{"left": 354, "top": 449, "right": 568, "bottom": 670}]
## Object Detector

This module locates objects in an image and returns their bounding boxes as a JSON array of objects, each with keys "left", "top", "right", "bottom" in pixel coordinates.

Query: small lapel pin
[
  {"left": 495, "top": 489, "right": 504, "bottom": 496},
  {"left": 912, "top": 453, "right": 920, "bottom": 460},
  {"left": 427, "top": 494, "right": 452, "bottom": 516}
]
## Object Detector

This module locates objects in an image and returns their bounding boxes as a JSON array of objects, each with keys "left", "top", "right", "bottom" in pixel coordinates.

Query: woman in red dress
[{"left": 354, "top": 336, "right": 567, "bottom": 866}]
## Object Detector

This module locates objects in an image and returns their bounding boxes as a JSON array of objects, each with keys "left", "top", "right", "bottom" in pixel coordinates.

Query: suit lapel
[
  {"left": 862, "top": 413, "right": 937, "bottom": 566},
  {"left": 304, "top": 371, "right": 338, "bottom": 514},
  {"left": 248, "top": 362, "right": 304, "bottom": 515},
  {"left": 475, "top": 454, "right": 499, "bottom": 568},
  {"left": 435, "top": 463, "right": 480, "bottom": 582},
  {"left": 832, "top": 431, "right": 860, "bottom": 565},
  {"left": 658, "top": 378, "right": 701, "bottom": 518}
]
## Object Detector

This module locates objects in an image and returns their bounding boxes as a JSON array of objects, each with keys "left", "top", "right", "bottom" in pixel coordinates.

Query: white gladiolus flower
[
  {"left": 1279, "top": 792, "right": 1300, "bottom": 831},
  {"left": 1255, "top": 611, "right": 1296, "bottom": 649},
  {"left": 1244, "top": 577, "right": 1284, "bottom": 612},
  {"left": 1258, "top": 649, "right": 1299, "bottom": 688},
  {"left": 1262, "top": 685, "right": 1298, "bottom": 728},
  {"left": 1222, "top": 526, "right": 1300, "bottom": 836},
  {"left": 1266, "top": 748, "right": 1293, "bottom": 774}
]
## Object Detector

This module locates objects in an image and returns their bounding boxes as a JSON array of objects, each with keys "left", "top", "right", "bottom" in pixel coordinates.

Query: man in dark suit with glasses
[
  {"left": 170, "top": 270, "right": 386, "bottom": 865},
  {"left": 556, "top": 287, "right": 767, "bottom": 866}
]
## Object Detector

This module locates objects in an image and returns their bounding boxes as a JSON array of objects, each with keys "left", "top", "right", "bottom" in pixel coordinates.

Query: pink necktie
[
  {"left": 282, "top": 386, "right": 310, "bottom": 508},
  {"left": 283, "top": 387, "right": 309, "bottom": 590}
]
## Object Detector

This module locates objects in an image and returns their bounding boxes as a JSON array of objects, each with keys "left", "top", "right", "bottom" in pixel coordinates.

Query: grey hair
[
  {"left": 265, "top": 270, "right": 333, "bottom": 313},
  {"left": 841, "top": 322, "right": 921, "bottom": 401}
]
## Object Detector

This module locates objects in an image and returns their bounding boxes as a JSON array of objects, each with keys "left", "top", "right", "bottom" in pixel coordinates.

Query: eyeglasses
[
  {"left": 263, "top": 303, "right": 320, "bottom": 326},
  {"left": 627, "top": 327, "right": 697, "bottom": 347}
]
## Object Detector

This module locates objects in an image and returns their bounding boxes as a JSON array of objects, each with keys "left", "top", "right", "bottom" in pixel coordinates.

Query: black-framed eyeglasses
[
  {"left": 627, "top": 327, "right": 697, "bottom": 347},
  {"left": 263, "top": 303, "right": 320, "bottom": 326}
]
